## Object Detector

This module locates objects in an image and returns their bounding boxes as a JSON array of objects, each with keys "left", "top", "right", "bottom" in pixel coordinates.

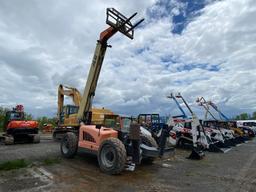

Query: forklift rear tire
[
  {"left": 33, "top": 134, "right": 40, "bottom": 143},
  {"left": 98, "top": 138, "right": 126, "bottom": 175},
  {"left": 141, "top": 134, "right": 158, "bottom": 163},
  {"left": 61, "top": 132, "right": 78, "bottom": 158}
]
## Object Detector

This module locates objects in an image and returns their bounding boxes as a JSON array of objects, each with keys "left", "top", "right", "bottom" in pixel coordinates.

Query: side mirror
[{"left": 96, "top": 124, "right": 102, "bottom": 129}]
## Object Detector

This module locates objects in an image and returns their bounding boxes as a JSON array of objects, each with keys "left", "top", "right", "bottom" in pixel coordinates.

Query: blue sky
[{"left": 0, "top": 0, "right": 255, "bottom": 119}]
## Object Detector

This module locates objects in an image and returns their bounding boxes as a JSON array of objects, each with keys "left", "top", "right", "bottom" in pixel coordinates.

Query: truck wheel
[
  {"left": 61, "top": 132, "right": 78, "bottom": 158},
  {"left": 4, "top": 136, "right": 14, "bottom": 145},
  {"left": 141, "top": 134, "right": 158, "bottom": 163},
  {"left": 33, "top": 134, "right": 40, "bottom": 143},
  {"left": 98, "top": 138, "right": 126, "bottom": 175}
]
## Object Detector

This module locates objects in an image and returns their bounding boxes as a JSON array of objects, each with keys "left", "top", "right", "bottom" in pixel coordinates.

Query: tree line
[{"left": 234, "top": 112, "right": 256, "bottom": 120}]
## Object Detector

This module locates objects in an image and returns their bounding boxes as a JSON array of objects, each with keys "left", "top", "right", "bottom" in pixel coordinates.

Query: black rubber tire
[
  {"left": 33, "top": 134, "right": 40, "bottom": 143},
  {"left": 98, "top": 138, "right": 126, "bottom": 175},
  {"left": 60, "top": 132, "right": 78, "bottom": 158},
  {"left": 141, "top": 134, "right": 158, "bottom": 163}
]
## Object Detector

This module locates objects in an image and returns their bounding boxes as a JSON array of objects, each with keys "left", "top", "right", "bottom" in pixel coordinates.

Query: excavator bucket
[
  {"left": 233, "top": 136, "right": 245, "bottom": 144},
  {"left": 188, "top": 147, "right": 205, "bottom": 160},
  {"left": 216, "top": 141, "right": 230, "bottom": 148},
  {"left": 224, "top": 139, "right": 236, "bottom": 147}
]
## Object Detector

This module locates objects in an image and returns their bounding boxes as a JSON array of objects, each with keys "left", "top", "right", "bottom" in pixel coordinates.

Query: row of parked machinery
[
  {"left": 1, "top": 8, "right": 255, "bottom": 175},
  {"left": 52, "top": 8, "right": 256, "bottom": 174}
]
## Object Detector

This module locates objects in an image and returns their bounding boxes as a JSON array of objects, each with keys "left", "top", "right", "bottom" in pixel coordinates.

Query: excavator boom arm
[{"left": 57, "top": 84, "right": 82, "bottom": 120}]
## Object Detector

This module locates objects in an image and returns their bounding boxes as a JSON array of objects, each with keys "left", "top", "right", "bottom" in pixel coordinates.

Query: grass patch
[
  {"left": 0, "top": 159, "right": 29, "bottom": 171},
  {"left": 43, "top": 157, "right": 61, "bottom": 165}
]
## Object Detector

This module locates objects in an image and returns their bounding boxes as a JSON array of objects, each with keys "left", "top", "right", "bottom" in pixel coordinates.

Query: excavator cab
[
  {"left": 59, "top": 105, "right": 79, "bottom": 124},
  {"left": 4, "top": 110, "right": 24, "bottom": 132}
]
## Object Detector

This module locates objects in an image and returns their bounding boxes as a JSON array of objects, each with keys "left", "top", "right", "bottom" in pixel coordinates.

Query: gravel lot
[
  {"left": 0, "top": 135, "right": 256, "bottom": 192},
  {"left": 0, "top": 134, "right": 59, "bottom": 162}
]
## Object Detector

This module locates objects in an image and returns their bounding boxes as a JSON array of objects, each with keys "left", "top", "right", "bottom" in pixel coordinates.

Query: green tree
[
  {"left": 0, "top": 107, "right": 10, "bottom": 132},
  {"left": 24, "top": 113, "right": 33, "bottom": 120},
  {"left": 240, "top": 113, "right": 249, "bottom": 120},
  {"left": 252, "top": 111, "right": 256, "bottom": 120},
  {"left": 234, "top": 115, "right": 240, "bottom": 120}
]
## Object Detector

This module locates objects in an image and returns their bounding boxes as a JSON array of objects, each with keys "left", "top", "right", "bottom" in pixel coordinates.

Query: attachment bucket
[
  {"left": 188, "top": 147, "right": 205, "bottom": 160},
  {"left": 208, "top": 143, "right": 223, "bottom": 153},
  {"left": 224, "top": 139, "right": 236, "bottom": 147},
  {"left": 216, "top": 141, "right": 230, "bottom": 148}
]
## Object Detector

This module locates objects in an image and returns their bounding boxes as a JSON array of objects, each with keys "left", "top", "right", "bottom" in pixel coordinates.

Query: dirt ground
[{"left": 0, "top": 135, "right": 256, "bottom": 192}]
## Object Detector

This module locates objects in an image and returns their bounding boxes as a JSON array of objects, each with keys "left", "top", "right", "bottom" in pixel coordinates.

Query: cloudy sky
[{"left": 0, "top": 0, "right": 255, "bottom": 119}]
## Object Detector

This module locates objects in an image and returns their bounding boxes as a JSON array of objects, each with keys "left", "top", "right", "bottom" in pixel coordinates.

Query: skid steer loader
[
  {"left": 60, "top": 8, "right": 168, "bottom": 174},
  {"left": 205, "top": 99, "right": 250, "bottom": 142},
  {"left": 196, "top": 97, "right": 242, "bottom": 147},
  {"left": 166, "top": 93, "right": 210, "bottom": 159}
]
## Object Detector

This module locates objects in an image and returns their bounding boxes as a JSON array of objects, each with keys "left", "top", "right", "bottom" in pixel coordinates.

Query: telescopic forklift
[
  {"left": 0, "top": 105, "right": 40, "bottom": 144},
  {"left": 60, "top": 8, "right": 167, "bottom": 174},
  {"left": 196, "top": 97, "right": 242, "bottom": 146}
]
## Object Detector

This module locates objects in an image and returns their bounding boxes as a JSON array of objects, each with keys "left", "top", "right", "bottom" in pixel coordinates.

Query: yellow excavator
[{"left": 53, "top": 84, "right": 114, "bottom": 140}]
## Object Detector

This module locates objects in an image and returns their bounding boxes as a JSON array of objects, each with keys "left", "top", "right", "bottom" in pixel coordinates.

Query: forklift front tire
[
  {"left": 98, "top": 138, "right": 127, "bottom": 175},
  {"left": 61, "top": 132, "right": 78, "bottom": 158}
]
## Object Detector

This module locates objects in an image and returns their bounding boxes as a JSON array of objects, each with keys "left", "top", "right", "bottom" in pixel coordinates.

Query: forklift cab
[
  {"left": 103, "top": 114, "right": 133, "bottom": 133},
  {"left": 103, "top": 114, "right": 121, "bottom": 130}
]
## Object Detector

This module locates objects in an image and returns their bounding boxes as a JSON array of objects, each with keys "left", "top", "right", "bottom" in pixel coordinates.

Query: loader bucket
[
  {"left": 208, "top": 143, "right": 223, "bottom": 153},
  {"left": 224, "top": 139, "right": 236, "bottom": 147},
  {"left": 216, "top": 141, "right": 230, "bottom": 148},
  {"left": 188, "top": 148, "right": 205, "bottom": 160},
  {"left": 233, "top": 137, "right": 244, "bottom": 144},
  {"left": 243, "top": 136, "right": 250, "bottom": 141}
]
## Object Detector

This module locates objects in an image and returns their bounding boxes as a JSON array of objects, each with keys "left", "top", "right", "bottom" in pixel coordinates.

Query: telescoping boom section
[{"left": 77, "top": 8, "right": 144, "bottom": 124}]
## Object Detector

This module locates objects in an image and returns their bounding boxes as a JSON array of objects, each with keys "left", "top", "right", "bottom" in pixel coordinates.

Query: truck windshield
[{"left": 121, "top": 118, "right": 132, "bottom": 132}]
